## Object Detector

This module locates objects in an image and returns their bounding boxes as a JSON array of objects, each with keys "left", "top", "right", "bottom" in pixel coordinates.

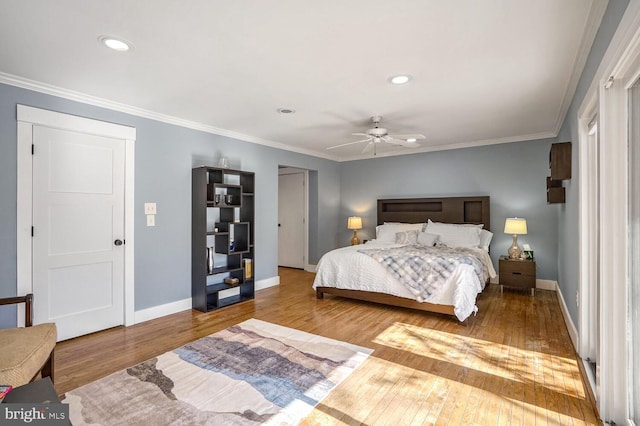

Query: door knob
[{"left": 114, "top": 239, "right": 124, "bottom": 246}]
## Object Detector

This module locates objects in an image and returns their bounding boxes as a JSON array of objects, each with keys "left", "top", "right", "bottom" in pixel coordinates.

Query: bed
[{"left": 313, "top": 196, "right": 497, "bottom": 321}]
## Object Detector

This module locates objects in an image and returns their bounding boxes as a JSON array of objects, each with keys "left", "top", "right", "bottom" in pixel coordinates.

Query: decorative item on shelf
[
  {"left": 244, "top": 258, "right": 253, "bottom": 280},
  {"left": 218, "top": 156, "right": 230, "bottom": 169},
  {"left": 206, "top": 247, "right": 214, "bottom": 274},
  {"left": 229, "top": 238, "right": 235, "bottom": 251},
  {"left": 213, "top": 194, "right": 221, "bottom": 206},
  {"left": 225, "top": 194, "right": 234, "bottom": 205},
  {"left": 347, "top": 216, "right": 362, "bottom": 245},
  {"left": 504, "top": 217, "right": 527, "bottom": 260},
  {"left": 224, "top": 277, "right": 240, "bottom": 286}
]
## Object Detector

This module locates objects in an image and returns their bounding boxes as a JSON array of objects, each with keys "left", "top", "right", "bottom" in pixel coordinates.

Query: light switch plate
[
  {"left": 147, "top": 215, "right": 155, "bottom": 227},
  {"left": 144, "top": 203, "right": 157, "bottom": 215}
]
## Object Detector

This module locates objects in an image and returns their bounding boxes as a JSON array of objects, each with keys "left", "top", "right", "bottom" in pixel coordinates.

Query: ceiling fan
[{"left": 327, "top": 116, "right": 425, "bottom": 155}]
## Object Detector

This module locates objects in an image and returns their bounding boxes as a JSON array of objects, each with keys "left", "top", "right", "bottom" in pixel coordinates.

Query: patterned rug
[{"left": 63, "top": 319, "right": 372, "bottom": 425}]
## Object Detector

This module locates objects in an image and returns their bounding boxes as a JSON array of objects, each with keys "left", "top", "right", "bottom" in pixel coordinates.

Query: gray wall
[
  {"left": 339, "top": 140, "right": 559, "bottom": 279},
  {"left": 0, "top": 0, "right": 629, "bottom": 327},
  {"left": 556, "top": 0, "right": 629, "bottom": 324},
  {"left": 0, "top": 83, "right": 340, "bottom": 322}
]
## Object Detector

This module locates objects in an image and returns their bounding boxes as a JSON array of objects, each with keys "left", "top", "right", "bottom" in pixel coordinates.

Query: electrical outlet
[{"left": 144, "top": 203, "right": 157, "bottom": 215}]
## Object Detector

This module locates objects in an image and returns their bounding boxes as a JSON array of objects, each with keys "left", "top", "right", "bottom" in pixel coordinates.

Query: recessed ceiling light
[
  {"left": 389, "top": 74, "right": 412, "bottom": 85},
  {"left": 98, "top": 36, "right": 132, "bottom": 52},
  {"left": 277, "top": 108, "right": 296, "bottom": 114},
  {"left": 406, "top": 138, "right": 417, "bottom": 142}
]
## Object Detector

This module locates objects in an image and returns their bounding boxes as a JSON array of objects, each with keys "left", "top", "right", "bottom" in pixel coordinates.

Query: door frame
[
  {"left": 278, "top": 167, "right": 309, "bottom": 270},
  {"left": 577, "top": 105, "right": 599, "bottom": 399},
  {"left": 576, "top": 1, "right": 640, "bottom": 421},
  {"left": 16, "top": 105, "right": 136, "bottom": 327}
]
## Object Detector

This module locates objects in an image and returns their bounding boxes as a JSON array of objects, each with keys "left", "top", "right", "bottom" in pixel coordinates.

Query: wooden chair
[{"left": 0, "top": 294, "right": 56, "bottom": 387}]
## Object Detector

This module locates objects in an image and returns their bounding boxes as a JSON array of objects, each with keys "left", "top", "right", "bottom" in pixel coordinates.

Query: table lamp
[
  {"left": 504, "top": 217, "right": 527, "bottom": 259},
  {"left": 347, "top": 216, "right": 362, "bottom": 245}
]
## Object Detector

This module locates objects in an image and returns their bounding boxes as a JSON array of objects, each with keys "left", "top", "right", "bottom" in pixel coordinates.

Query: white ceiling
[{"left": 0, "top": 0, "right": 605, "bottom": 161}]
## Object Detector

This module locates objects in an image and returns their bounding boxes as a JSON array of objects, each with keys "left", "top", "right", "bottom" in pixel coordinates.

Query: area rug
[{"left": 63, "top": 319, "right": 373, "bottom": 425}]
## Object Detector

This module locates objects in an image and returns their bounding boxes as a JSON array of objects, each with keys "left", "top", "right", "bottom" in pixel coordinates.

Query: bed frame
[{"left": 315, "top": 196, "right": 491, "bottom": 317}]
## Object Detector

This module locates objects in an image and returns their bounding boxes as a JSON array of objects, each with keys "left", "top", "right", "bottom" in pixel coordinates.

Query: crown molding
[
  {"left": 552, "top": 0, "right": 609, "bottom": 134},
  {"left": 0, "top": 70, "right": 557, "bottom": 163},
  {"left": 0, "top": 71, "right": 339, "bottom": 162}
]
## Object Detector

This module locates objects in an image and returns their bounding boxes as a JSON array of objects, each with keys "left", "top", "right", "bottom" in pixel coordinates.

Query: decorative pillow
[
  {"left": 417, "top": 232, "right": 439, "bottom": 247},
  {"left": 479, "top": 229, "right": 494, "bottom": 251},
  {"left": 395, "top": 230, "right": 419, "bottom": 245},
  {"left": 376, "top": 223, "right": 425, "bottom": 242},
  {"left": 424, "top": 221, "right": 481, "bottom": 248}
]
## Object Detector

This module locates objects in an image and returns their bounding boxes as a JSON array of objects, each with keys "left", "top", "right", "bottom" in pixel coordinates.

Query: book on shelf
[{"left": 244, "top": 258, "right": 252, "bottom": 280}]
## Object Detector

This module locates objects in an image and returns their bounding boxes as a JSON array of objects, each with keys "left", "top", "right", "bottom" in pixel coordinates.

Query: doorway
[
  {"left": 17, "top": 105, "right": 136, "bottom": 340},
  {"left": 278, "top": 167, "right": 308, "bottom": 269}
]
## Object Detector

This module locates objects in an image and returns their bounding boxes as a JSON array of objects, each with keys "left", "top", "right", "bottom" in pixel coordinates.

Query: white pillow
[
  {"left": 376, "top": 223, "right": 425, "bottom": 242},
  {"left": 427, "top": 219, "right": 483, "bottom": 228},
  {"left": 479, "top": 229, "right": 494, "bottom": 251},
  {"left": 424, "top": 221, "right": 481, "bottom": 248},
  {"left": 417, "top": 232, "right": 439, "bottom": 247},
  {"left": 395, "top": 230, "right": 419, "bottom": 245}
]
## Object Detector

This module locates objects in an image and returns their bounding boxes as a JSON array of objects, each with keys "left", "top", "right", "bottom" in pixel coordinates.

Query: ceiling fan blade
[
  {"left": 361, "top": 142, "right": 374, "bottom": 154},
  {"left": 387, "top": 137, "right": 421, "bottom": 148},
  {"left": 388, "top": 134, "right": 426, "bottom": 140},
  {"left": 326, "top": 138, "right": 372, "bottom": 150},
  {"left": 351, "top": 132, "right": 370, "bottom": 137}
]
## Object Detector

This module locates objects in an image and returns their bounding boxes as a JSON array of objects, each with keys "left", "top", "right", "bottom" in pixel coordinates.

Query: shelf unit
[
  {"left": 547, "top": 142, "right": 572, "bottom": 204},
  {"left": 192, "top": 166, "right": 255, "bottom": 312}
]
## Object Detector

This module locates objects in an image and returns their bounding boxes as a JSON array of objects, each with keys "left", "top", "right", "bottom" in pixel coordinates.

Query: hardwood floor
[{"left": 54, "top": 268, "right": 600, "bottom": 425}]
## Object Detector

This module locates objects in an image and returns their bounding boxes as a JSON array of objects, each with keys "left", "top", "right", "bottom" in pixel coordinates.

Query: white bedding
[{"left": 312, "top": 241, "right": 497, "bottom": 321}]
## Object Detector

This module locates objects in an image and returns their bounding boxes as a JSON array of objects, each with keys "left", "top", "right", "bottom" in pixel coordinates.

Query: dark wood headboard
[{"left": 377, "top": 196, "right": 491, "bottom": 230}]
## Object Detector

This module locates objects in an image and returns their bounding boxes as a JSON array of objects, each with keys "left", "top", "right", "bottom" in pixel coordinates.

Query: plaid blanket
[{"left": 358, "top": 245, "right": 488, "bottom": 301}]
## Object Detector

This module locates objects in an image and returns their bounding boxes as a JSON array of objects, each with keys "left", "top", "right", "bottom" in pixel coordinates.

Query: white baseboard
[
  {"left": 554, "top": 281, "right": 579, "bottom": 349},
  {"left": 256, "top": 275, "right": 280, "bottom": 291},
  {"left": 133, "top": 275, "right": 280, "bottom": 324},
  {"left": 305, "top": 264, "right": 317, "bottom": 273},
  {"left": 536, "top": 279, "right": 557, "bottom": 291},
  {"left": 134, "top": 297, "right": 192, "bottom": 324}
]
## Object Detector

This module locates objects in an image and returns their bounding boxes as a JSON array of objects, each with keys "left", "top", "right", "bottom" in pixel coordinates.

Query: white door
[
  {"left": 278, "top": 172, "right": 305, "bottom": 268},
  {"left": 32, "top": 126, "right": 125, "bottom": 341}
]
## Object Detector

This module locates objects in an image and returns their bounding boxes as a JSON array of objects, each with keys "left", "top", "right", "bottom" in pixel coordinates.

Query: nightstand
[{"left": 499, "top": 257, "right": 536, "bottom": 296}]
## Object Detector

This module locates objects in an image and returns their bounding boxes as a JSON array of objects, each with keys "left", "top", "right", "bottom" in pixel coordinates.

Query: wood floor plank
[{"left": 52, "top": 268, "right": 601, "bottom": 425}]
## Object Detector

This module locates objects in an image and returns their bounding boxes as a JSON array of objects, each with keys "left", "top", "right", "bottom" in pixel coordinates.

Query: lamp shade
[
  {"left": 504, "top": 217, "right": 527, "bottom": 235},
  {"left": 347, "top": 216, "right": 362, "bottom": 230}
]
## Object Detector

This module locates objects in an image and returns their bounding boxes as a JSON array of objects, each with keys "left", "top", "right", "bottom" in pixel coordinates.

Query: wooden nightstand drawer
[
  {"left": 499, "top": 260, "right": 535, "bottom": 276},
  {"left": 501, "top": 271, "right": 535, "bottom": 288},
  {"left": 499, "top": 258, "right": 536, "bottom": 295}
]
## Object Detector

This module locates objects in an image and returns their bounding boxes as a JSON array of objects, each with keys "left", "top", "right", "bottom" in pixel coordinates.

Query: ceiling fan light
[{"left": 389, "top": 74, "right": 412, "bottom": 85}]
